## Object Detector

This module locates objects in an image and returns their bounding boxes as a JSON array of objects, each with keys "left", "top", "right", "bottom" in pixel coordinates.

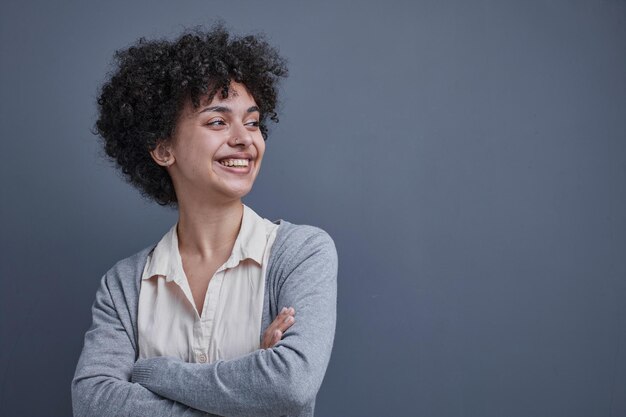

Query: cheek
[
  {"left": 177, "top": 143, "right": 217, "bottom": 178},
  {"left": 255, "top": 137, "right": 266, "bottom": 158},
  {"left": 187, "top": 140, "right": 218, "bottom": 163}
]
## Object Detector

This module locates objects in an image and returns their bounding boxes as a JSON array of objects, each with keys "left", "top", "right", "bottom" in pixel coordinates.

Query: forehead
[{"left": 199, "top": 82, "right": 256, "bottom": 108}]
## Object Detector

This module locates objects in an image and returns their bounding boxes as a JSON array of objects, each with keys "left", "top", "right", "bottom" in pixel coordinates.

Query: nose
[{"left": 228, "top": 121, "right": 253, "bottom": 147}]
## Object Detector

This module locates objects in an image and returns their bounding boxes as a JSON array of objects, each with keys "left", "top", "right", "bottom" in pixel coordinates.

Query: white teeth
[{"left": 219, "top": 158, "right": 249, "bottom": 167}]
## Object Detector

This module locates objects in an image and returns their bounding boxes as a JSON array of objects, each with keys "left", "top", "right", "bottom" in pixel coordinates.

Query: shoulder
[
  {"left": 270, "top": 219, "right": 338, "bottom": 271},
  {"left": 274, "top": 218, "right": 336, "bottom": 250},
  {"left": 100, "top": 243, "right": 156, "bottom": 290}
]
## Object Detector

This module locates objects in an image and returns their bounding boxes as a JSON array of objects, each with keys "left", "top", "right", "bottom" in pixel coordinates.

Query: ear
[{"left": 150, "top": 140, "right": 175, "bottom": 167}]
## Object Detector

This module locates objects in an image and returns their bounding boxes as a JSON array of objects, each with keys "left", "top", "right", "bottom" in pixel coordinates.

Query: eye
[
  {"left": 245, "top": 120, "right": 260, "bottom": 128},
  {"left": 206, "top": 118, "right": 226, "bottom": 127}
]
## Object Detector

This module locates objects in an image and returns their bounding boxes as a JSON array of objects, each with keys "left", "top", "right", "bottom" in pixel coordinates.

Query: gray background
[{"left": 1, "top": 0, "right": 625, "bottom": 416}]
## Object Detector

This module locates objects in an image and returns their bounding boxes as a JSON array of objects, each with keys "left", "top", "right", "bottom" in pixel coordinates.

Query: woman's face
[{"left": 159, "top": 81, "right": 265, "bottom": 204}]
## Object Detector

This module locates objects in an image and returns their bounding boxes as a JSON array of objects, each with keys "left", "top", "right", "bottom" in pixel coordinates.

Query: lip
[{"left": 216, "top": 152, "right": 254, "bottom": 161}]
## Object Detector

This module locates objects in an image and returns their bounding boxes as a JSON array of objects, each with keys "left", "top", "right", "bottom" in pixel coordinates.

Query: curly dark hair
[{"left": 94, "top": 23, "right": 288, "bottom": 208}]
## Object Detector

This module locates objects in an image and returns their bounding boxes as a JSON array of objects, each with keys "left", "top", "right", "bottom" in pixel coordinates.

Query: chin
[{"left": 224, "top": 184, "right": 254, "bottom": 199}]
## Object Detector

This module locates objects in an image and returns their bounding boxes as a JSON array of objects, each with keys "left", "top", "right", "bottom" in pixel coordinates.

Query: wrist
[{"left": 131, "top": 357, "right": 156, "bottom": 385}]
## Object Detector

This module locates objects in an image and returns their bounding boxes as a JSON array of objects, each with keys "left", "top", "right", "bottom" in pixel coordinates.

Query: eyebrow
[{"left": 199, "top": 105, "right": 260, "bottom": 114}]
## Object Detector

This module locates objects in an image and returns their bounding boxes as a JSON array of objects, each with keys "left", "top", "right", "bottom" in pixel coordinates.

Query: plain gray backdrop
[{"left": 1, "top": 1, "right": 625, "bottom": 416}]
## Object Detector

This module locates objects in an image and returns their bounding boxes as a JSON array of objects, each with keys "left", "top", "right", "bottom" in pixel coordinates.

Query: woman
[{"left": 71, "top": 24, "right": 338, "bottom": 417}]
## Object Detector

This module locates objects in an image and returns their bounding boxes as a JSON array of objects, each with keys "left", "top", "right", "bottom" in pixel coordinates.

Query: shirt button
[{"left": 197, "top": 353, "right": 207, "bottom": 363}]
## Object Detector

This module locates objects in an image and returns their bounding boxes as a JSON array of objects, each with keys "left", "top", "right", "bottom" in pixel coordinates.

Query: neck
[{"left": 176, "top": 197, "right": 244, "bottom": 261}]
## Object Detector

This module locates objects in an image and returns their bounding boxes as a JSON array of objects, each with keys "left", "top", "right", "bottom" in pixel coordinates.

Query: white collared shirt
[{"left": 137, "top": 204, "right": 280, "bottom": 364}]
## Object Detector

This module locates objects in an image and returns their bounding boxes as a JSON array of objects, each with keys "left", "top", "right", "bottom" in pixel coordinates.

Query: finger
[
  {"left": 270, "top": 308, "right": 292, "bottom": 331},
  {"left": 276, "top": 314, "right": 295, "bottom": 333},
  {"left": 272, "top": 329, "right": 282, "bottom": 345},
  {"left": 262, "top": 329, "right": 279, "bottom": 349},
  {"left": 266, "top": 308, "right": 296, "bottom": 339},
  {"left": 267, "top": 313, "right": 286, "bottom": 333},
  {"left": 280, "top": 307, "right": 296, "bottom": 316}
]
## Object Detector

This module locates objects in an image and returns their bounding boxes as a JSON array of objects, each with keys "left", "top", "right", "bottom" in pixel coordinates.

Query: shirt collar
[{"left": 142, "top": 204, "right": 271, "bottom": 283}]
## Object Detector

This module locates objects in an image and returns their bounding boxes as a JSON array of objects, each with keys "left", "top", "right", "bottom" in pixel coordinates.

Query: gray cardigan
[{"left": 71, "top": 219, "right": 338, "bottom": 417}]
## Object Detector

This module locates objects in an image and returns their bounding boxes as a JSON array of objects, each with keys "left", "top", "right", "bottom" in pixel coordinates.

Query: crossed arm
[
  {"left": 72, "top": 230, "right": 338, "bottom": 417},
  {"left": 70, "top": 271, "right": 211, "bottom": 417}
]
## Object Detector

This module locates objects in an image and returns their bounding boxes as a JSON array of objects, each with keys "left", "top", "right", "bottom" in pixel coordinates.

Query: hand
[{"left": 261, "top": 307, "right": 295, "bottom": 349}]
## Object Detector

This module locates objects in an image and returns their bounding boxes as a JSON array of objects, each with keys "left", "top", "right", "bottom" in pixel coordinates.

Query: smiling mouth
[
  {"left": 215, "top": 159, "right": 253, "bottom": 174},
  {"left": 218, "top": 158, "right": 250, "bottom": 168}
]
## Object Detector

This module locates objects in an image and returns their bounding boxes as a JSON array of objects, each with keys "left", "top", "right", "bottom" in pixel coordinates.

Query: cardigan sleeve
[
  {"left": 130, "top": 229, "right": 338, "bottom": 417},
  {"left": 71, "top": 273, "right": 213, "bottom": 417}
]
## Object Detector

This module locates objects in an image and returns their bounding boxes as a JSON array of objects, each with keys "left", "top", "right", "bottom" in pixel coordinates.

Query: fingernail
[{"left": 280, "top": 307, "right": 286, "bottom": 314}]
